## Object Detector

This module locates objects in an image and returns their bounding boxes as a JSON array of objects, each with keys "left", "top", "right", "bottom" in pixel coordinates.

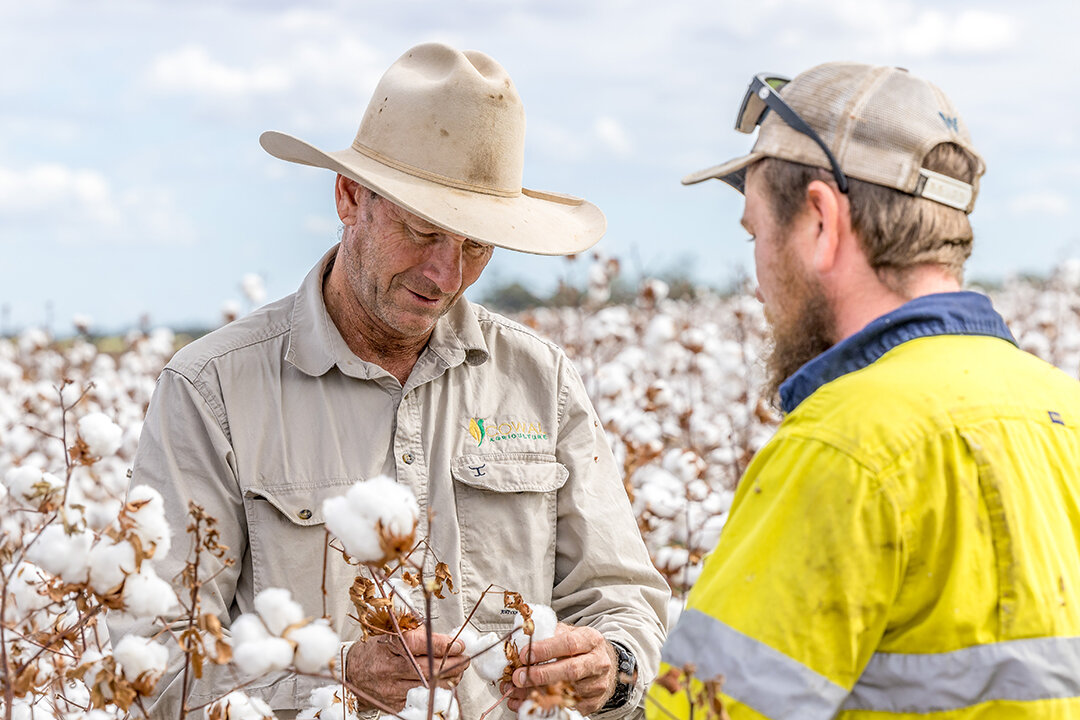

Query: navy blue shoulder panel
[{"left": 779, "top": 292, "right": 1016, "bottom": 414}]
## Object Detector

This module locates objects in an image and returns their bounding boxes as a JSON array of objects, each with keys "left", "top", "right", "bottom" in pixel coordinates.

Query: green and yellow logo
[
  {"left": 467, "top": 416, "right": 548, "bottom": 445},
  {"left": 468, "top": 418, "right": 486, "bottom": 446}
]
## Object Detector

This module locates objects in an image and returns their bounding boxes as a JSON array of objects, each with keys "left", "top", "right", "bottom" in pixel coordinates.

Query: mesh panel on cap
[{"left": 750, "top": 62, "right": 982, "bottom": 200}]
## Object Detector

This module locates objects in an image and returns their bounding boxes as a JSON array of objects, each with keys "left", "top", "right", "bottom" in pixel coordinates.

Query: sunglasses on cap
[{"left": 736, "top": 74, "right": 850, "bottom": 194}]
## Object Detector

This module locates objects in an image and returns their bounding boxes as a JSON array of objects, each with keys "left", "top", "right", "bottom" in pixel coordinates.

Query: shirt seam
[
  {"left": 161, "top": 366, "right": 234, "bottom": 448},
  {"left": 476, "top": 313, "right": 564, "bottom": 355}
]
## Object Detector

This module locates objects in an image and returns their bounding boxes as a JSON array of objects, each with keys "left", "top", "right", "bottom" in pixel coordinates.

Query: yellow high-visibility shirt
[{"left": 649, "top": 296, "right": 1080, "bottom": 719}]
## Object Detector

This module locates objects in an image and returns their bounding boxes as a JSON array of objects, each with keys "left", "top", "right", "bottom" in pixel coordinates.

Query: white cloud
[
  {"left": 147, "top": 45, "right": 292, "bottom": 97},
  {"left": 895, "top": 8, "right": 1017, "bottom": 57},
  {"left": 0, "top": 164, "right": 120, "bottom": 226},
  {"left": 1009, "top": 191, "right": 1070, "bottom": 217},
  {"left": 0, "top": 163, "right": 194, "bottom": 245},
  {"left": 594, "top": 116, "right": 632, "bottom": 156},
  {"left": 953, "top": 10, "right": 1017, "bottom": 54}
]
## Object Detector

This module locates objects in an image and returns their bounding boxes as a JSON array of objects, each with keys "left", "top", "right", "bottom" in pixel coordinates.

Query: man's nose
[{"left": 422, "top": 237, "right": 465, "bottom": 295}]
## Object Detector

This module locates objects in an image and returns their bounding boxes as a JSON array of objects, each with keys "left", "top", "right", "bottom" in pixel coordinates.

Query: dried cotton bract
[{"left": 322, "top": 476, "right": 419, "bottom": 564}]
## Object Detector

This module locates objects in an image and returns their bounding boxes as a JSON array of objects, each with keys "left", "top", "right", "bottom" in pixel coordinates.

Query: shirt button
[
  {"left": 297, "top": 508, "right": 312, "bottom": 520},
  {"left": 402, "top": 452, "right": 415, "bottom": 465}
]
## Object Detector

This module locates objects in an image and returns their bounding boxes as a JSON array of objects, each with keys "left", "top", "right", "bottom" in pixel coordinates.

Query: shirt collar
[
  {"left": 285, "top": 244, "right": 490, "bottom": 379},
  {"left": 779, "top": 291, "right": 1017, "bottom": 414}
]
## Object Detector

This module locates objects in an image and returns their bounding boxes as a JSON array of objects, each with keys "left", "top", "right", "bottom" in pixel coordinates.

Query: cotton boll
[
  {"left": 121, "top": 564, "right": 179, "bottom": 619},
  {"left": 512, "top": 603, "right": 558, "bottom": 654},
  {"left": 125, "top": 485, "right": 172, "bottom": 558},
  {"left": 349, "top": 476, "right": 419, "bottom": 538},
  {"left": 24, "top": 524, "right": 92, "bottom": 582},
  {"left": 4, "top": 466, "right": 63, "bottom": 505},
  {"left": 233, "top": 636, "right": 294, "bottom": 677},
  {"left": 242, "top": 274, "right": 267, "bottom": 305},
  {"left": 517, "top": 700, "right": 584, "bottom": 720},
  {"left": 77, "top": 412, "right": 124, "bottom": 458},
  {"left": 322, "top": 477, "right": 419, "bottom": 563},
  {"left": 83, "top": 497, "right": 123, "bottom": 532},
  {"left": 321, "top": 501, "right": 381, "bottom": 563},
  {"left": 463, "top": 630, "right": 506, "bottom": 682},
  {"left": 287, "top": 619, "right": 340, "bottom": 672},
  {"left": 653, "top": 546, "right": 690, "bottom": 574},
  {"left": 231, "top": 613, "right": 271, "bottom": 645},
  {"left": 403, "top": 686, "right": 459, "bottom": 720},
  {"left": 4, "top": 561, "right": 53, "bottom": 620},
  {"left": 113, "top": 635, "right": 168, "bottom": 682},
  {"left": 455, "top": 626, "right": 505, "bottom": 682},
  {"left": 87, "top": 538, "right": 136, "bottom": 594},
  {"left": 254, "top": 587, "right": 305, "bottom": 635},
  {"left": 298, "top": 686, "right": 360, "bottom": 720},
  {"left": 60, "top": 381, "right": 85, "bottom": 409},
  {"left": 206, "top": 691, "right": 277, "bottom": 720},
  {"left": 695, "top": 513, "right": 729, "bottom": 554}
]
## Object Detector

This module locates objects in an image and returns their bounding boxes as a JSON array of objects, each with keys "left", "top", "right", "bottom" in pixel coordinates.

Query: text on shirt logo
[{"left": 467, "top": 416, "right": 549, "bottom": 445}]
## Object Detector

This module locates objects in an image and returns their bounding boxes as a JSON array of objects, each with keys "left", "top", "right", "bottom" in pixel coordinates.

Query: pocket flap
[
  {"left": 451, "top": 454, "right": 569, "bottom": 493},
  {"left": 244, "top": 481, "right": 354, "bottom": 527}
]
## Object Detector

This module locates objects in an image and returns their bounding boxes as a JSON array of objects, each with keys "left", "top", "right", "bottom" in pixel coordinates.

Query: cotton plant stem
[
  {"left": 322, "top": 530, "right": 330, "bottom": 619},
  {"left": 179, "top": 507, "right": 204, "bottom": 720}
]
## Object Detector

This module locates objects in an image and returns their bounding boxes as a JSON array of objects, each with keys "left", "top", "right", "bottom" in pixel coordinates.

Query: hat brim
[
  {"left": 681, "top": 151, "right": 765, "bottom": 194},
  {"left": 260, "top": 131, "right": 605, "bottom": 256}
]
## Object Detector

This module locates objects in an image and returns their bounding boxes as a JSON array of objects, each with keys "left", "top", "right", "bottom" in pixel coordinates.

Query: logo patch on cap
[{"left": 938, "top": 112, "right": 959, "bottom": 132}]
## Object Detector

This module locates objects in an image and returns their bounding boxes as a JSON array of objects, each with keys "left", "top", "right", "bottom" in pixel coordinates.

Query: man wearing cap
[
  {"left": 113, "top": 43, "right": 667, "bottom": 718},
  {"left": 647, "top": 63, "right": 1080, "bottom": 718}
]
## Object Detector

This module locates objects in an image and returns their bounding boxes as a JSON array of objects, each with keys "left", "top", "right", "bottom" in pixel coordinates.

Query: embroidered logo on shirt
[
  {"left": 467, "top": 416, "right": 548, "bottom": 445},
  {"left": 468, "top": 418, "right": 487, "bottom": 446},
  {"left": 1049, "top": 410, "right": 1066, "bottom": 426}
]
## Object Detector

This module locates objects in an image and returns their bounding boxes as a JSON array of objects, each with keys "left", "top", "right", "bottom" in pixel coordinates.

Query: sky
[{"left": 2, "top": 0, "right": 1078, "bottom": 333}]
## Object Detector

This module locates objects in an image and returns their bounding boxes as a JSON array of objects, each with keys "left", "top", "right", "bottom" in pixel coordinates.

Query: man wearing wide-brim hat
[{"left": 111, "top": 43, "right": 668, "bottom": 719}]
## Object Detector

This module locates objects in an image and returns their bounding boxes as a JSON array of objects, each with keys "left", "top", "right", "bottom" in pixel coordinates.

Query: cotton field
[{"left": 2, "top": 258, "right": 1080, "bottom": 717}]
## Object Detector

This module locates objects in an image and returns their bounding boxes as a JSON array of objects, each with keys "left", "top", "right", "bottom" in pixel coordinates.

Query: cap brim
[
  {"left": 681, "top": 151, "right": 765, "bottom": 194},
  {"left": 260, "top": 131, "right": 605, "bottom": 256}
]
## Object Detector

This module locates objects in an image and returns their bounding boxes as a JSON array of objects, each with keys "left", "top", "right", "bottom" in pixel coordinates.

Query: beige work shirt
[{"left": 109, "top": 246, "right": 668, "bottom": 719}]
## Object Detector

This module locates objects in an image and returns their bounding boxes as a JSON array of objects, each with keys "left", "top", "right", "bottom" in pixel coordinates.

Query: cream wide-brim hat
[{"left": 260, "top": 42, "right": 605, "bottom": 256}]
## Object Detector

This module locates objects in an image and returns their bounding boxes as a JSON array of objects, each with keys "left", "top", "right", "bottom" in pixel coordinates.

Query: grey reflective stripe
[
  {"left": 841, "top": 635, "right": 1080, "bottom": 713},
  {"left": 661, "top": 609, "right": 848, "bottom": 720}
]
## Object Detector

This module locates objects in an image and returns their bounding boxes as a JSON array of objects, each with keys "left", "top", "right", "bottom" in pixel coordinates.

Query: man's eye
[
  {"left": 465, "top": 241, "right": 491, "bottom": 257},
  {"left": 746, "top": 235, "right": 756, "bottom": 244},
  {"left": 407, "top": 227, "right": 437, "bottom": 243}
]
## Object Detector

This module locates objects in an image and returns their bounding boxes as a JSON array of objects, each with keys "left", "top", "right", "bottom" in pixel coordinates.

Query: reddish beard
[{"left": 764, "top": 247, "right": 837, "bottom": 408}]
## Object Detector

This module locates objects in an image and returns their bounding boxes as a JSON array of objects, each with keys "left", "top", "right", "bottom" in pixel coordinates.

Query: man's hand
[
  {"left": 346, "top": 628, "right": 470, "bottom": 711},
  {"left": 504, "top": 623, "right": 618, "bottom": 715}
]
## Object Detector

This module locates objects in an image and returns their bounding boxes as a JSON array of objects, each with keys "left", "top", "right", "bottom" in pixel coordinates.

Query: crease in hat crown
[
  {"left": 685, "top": 61, "right": 985, "bottom": 213},
  {"left": 259, "top": 42, "right": 605, "bottom": 256}
]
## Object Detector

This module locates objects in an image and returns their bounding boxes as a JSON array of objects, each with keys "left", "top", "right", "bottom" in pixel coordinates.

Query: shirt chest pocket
[
  {"left": 451, "top": 454, "right": 569, "bottom": 632},
  {"left": 243, "top": 481, "right": 357, "bottom": 619}
]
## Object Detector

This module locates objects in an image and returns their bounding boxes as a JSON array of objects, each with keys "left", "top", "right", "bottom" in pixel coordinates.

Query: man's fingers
[
  {"left": 513, "top": 654, "right": 600, "bottom": 688},
  {"left": 402, "top": 629, "right": 466, "bottom": 657},
  {"left": 521, "top": 626, "right": 601, "bottom": 664}
]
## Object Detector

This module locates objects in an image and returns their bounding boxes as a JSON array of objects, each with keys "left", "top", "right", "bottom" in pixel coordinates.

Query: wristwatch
[{"left": 601, "top": 640, "right": 638, "bottom": 711}]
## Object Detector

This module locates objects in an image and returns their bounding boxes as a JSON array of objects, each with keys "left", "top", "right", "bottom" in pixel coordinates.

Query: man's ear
[
  {"left": 335, "top": 174, "right": 362, "bottom": 226},
  {"left": 805, "top": 179, "right": 845, "bottom": 275}
]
